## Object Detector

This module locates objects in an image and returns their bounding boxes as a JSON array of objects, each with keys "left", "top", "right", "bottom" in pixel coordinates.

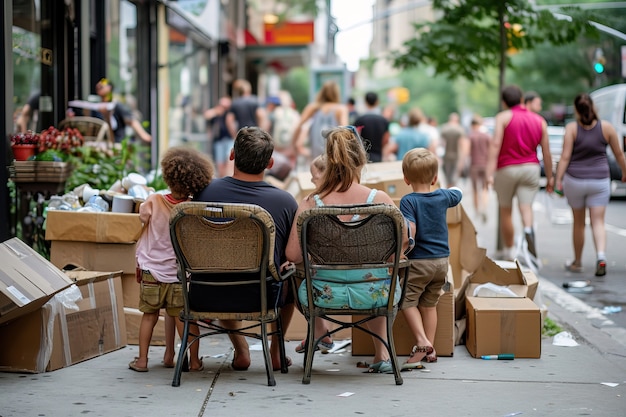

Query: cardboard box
[
  {"left": 283, "top": 310, "right": 352, "bottom": 341},
  {"left": 464, "top": 257, "right": 541, "bottom": 359},
  {"left": 351, "top": 280, "right": 455, "bottom": 357},
  {"left": 0, "top": 270, "right": 127, "bottom": 372},
  {"left": 45, "top": 210, "right": 142, "bottom": 243},
  {"left": 49, "top": 241, "right": 137, "bottom": 274},
  {"left": 124, "top": 307, "right": 167, "bottom": 346},
  {"left": 49, "top": 242, "right": 139, "bottom": 309},
  {"left": 361, "top": 161, "right": 412, "bottom": 198},
  {"left": 287, "top": 161, "right": 412, "bottom": 202},
  {"left": 0, "top": 238, "right": 73, "bottom": 326},
  {"left": 465, "top": 296, "right": 541, "bottom": 359}
]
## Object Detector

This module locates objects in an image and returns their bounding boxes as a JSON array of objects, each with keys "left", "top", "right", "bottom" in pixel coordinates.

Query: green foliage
[
  {"left": 64, "top": 139, "right": 135, "bottom": 192},
  {"left": 391, "top": 0, "right": 599, "bottom": 84},
  {"left": 542, "top": 317, "right": 563, "bottom": 337}
]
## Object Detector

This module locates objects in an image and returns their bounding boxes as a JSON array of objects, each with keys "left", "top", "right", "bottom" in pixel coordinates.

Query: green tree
[{"left": 391, "top": 0, "right": 599, "bottom": 109}]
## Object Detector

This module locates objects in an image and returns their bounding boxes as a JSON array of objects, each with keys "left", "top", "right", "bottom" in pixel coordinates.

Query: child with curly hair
[{"left": 129, "top": 146, "right": 214, "bottom": 372}]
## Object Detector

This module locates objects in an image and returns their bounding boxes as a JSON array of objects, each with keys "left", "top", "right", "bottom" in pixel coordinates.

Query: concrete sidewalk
[{"left": 1, "top": 276, "right": 625, "bottom": 417}]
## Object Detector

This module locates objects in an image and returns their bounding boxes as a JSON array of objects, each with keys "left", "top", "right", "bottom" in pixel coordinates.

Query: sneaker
[
  {"left": 595, "top": 260, "right": 607, "bottom": 277},
  {"left": 525, "top": 230, "right": 537, "bottom": 259}
]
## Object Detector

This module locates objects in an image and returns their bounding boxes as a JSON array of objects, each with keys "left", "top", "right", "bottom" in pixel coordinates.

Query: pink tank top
[{"left": 498, "top": 105, "right": 543, "bottom": 169}]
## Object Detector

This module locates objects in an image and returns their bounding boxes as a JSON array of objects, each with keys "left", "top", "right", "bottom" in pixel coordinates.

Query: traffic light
[{"left": 594, "top": 48, "right": 606, "bottom": 74}]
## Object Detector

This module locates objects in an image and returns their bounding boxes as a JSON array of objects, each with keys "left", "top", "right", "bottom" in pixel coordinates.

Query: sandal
[
  {"left": 295, "top": 338, "right": 334, "bottom": 354},
  {"left": 129, "top": 357, "right": 148, "bottom": 372},
  {"left": 564, "top": 261, "right": 583, "bottom": 273},
  {"left": 366, "top": 360, "right": 393, "bottom": 374},
  {"left": 424, "top": 353, "right": 438, "bottom": 363}
]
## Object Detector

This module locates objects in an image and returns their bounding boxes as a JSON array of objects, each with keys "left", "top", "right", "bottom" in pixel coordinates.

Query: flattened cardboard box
[
  {"left": 0, "top": 237, "right": 73, "bottom": 326},
  {"left": 0, "top": 271, "right": 126, "bottom": 372},
  {"left": 46, "top": 210, "right": 143, "bottom": 243}
]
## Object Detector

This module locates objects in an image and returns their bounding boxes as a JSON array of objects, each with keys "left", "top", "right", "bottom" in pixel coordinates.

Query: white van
[{"left": 590, "top": 84, "right": 626, "bottom": 196}]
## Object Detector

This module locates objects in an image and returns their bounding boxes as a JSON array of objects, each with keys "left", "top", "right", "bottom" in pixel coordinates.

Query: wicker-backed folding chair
[
  {"left": 297, "top": 203, "right": 407, "bottom": 385},
  {"left": 170, "top": 202, "right": 294, "bottom": 387},
  {"left": 58, "top": 116, "right": 112, "bottom": 148}
]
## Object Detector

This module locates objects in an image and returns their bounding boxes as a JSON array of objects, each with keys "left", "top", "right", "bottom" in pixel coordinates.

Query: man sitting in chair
[{"left": 195, "top": 126, "right": 298, "bottom": 372}]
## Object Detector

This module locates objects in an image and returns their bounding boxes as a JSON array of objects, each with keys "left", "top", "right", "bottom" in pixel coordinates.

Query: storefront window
[
  {"left": 167, "top": 28, "right": 210, "bottom": 152},
  {"left": 107, "top": 0, "right": 143, "bottom": 128},
  {"left": 12, "top": 0, "right": 41, "bottom": 133}
]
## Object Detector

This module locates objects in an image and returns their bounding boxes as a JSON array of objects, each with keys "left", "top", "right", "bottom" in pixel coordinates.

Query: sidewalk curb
[{"left": 539, "top": 277, "right": 626, "bottom": 371}]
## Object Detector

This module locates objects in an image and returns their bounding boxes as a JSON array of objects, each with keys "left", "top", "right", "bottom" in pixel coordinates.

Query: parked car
[{"left": 590, "top": 84, "right": 626, "bottom": 197}]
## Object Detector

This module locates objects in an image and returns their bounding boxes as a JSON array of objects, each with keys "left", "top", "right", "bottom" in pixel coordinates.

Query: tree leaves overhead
[{"left": 391, "top": 0, "right": 599, "bottom": 83}]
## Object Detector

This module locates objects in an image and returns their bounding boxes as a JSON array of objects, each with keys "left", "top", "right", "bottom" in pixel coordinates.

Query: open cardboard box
[
  {"left": 0, "top": 270, "right": 126, "bottom": 373},
  {"left": 464, "top": 258, "right": 541, "bottom": 359},
  {"left": 0, "top": 238, "right": 73, "bottom": 326}
]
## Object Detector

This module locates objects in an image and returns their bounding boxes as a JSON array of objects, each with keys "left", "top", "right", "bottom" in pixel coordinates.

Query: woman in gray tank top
[{"left": 555, "top": 93, "right": 626, "bottom": 276}]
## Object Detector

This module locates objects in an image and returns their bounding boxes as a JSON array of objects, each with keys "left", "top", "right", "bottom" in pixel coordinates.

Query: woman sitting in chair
[{"left": 285, "top": 126, "right": 406, "bottom": 373}]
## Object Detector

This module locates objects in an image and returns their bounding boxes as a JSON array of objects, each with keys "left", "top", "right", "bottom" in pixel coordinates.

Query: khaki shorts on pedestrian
[
  {"left": 494, "top": 163, "right": 540, "bottom": 208},
  {"left": 400, "top": 257, "right": 448, "bottom": 309},
  {"left": 138, "top": 270, "right": 184, "bottom": 317}
]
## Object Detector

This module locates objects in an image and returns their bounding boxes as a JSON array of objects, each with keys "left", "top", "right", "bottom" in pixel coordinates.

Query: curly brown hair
[{"left": 161, "top": 146, "right": 214, "bottom": 198}]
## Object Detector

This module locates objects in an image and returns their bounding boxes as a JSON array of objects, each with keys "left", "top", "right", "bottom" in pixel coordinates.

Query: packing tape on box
[
  {"left": 34, "top": 284, "right": 82, "bottom": 372},
  {"left": 107, "top": 277, "right": 122, "bottom": 347}
]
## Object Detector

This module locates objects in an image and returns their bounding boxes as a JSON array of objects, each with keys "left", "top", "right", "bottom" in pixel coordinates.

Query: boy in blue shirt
[{"left": 399, "top": 148, "right": 462, "bottom": 369}]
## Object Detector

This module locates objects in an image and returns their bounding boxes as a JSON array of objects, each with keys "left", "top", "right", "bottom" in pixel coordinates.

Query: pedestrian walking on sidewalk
[
  {"left": 555, "top": 93, "right": 626, "bottom": 276},
  {"left": 487, "top": 85, "right": 553, "bottom": 262}
]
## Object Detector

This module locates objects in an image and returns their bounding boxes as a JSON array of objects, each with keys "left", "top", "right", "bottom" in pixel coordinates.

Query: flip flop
[
  {"left": 189, "top": 364, "right": 204, "bottom": 372},
  {"left": 273, "top": 356, "right": 292, "bottom": 371},
  {"left": 161, "top": 361, "right": 175, "bottom": 369},
  {"left": 401, "top": 361, "right": 426, "bottom": 371},
  {"left": 129, "top": 357, "right": 148, "bottom": 372}
]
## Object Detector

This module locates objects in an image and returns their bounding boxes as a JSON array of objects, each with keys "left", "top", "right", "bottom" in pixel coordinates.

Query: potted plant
[{"left": 10, "top": 131, "right": 40, "bottom": 161}]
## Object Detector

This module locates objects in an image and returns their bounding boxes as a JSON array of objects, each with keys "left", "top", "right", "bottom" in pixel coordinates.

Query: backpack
[
  {"left": 309, "top": 109, "right": 338, "bottom": 158},
  {"left": 272, "top": 106, "right": 299, "bottom": 148}
]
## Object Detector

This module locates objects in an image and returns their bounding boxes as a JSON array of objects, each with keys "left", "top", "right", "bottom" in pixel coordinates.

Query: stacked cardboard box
[
  {"left": 0, "top": 239, "right": 127, "bottom": 372},
  {"left": 45, "top": 211, "right": 165, "bottom": 344}
]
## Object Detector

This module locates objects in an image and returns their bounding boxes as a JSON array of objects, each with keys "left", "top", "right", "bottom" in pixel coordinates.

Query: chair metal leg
[
  {"left": 276, "top": 316, "right": 288, "bottom": 374},
  {"left": 301, "top": 319, "right": 316, "bottom": 384},
  {"left": 386, "top": 315, "right": 403, "bottom": 385},
  {"left": 261, "top": 322, "right": 276, "bottom": 386},
  {"left": 172, "top": 318, "right": 191, "bottom": 387}
]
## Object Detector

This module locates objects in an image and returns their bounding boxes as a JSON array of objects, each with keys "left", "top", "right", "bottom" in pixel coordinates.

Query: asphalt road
[{"left": 459, "top": 182, "right": 626, "bottom": 331}]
